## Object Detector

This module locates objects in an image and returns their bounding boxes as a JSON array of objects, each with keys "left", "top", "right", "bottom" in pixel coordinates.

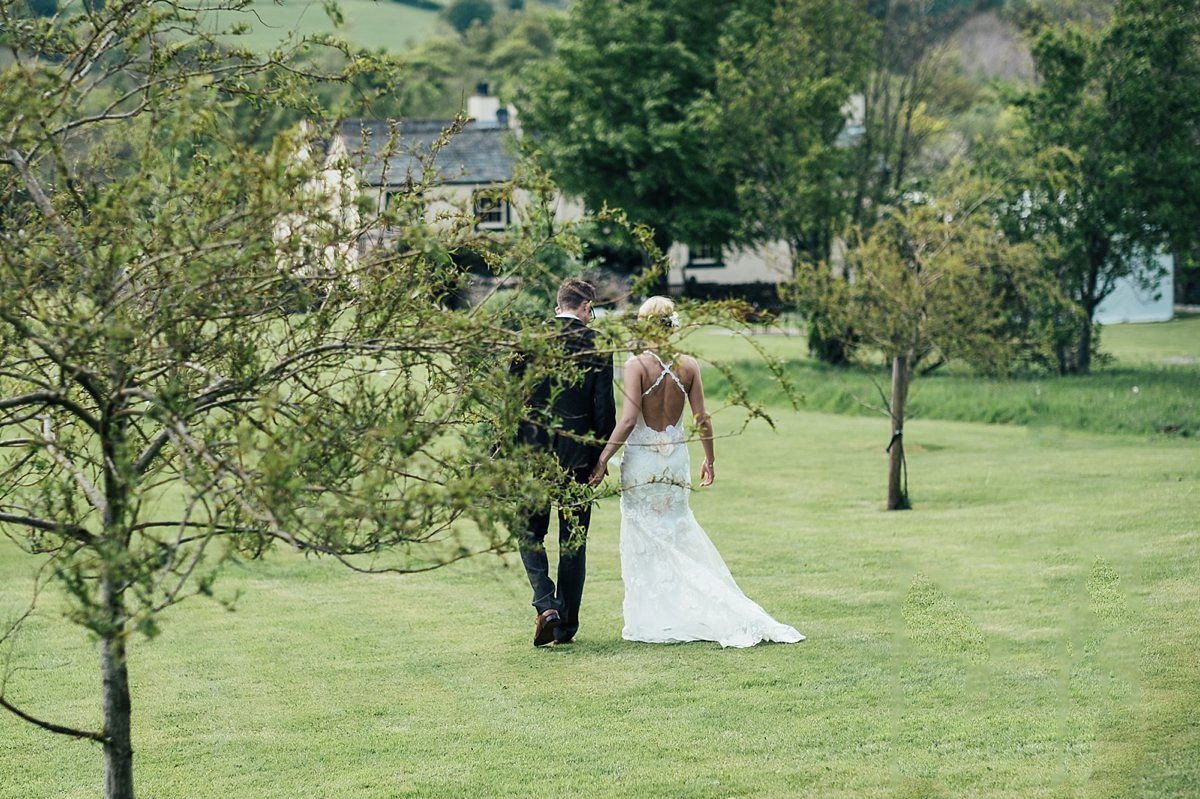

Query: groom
[{"left": 514, "top": 278, "right": 615, "bottom": 647}]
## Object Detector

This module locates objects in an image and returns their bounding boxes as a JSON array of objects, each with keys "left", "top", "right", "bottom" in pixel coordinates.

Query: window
[
  {"left": 473, "top": 190, "right": 509, "bottom": 230},
  {"left": 688, "top": 242, "right": 723, "bottom": 267}
]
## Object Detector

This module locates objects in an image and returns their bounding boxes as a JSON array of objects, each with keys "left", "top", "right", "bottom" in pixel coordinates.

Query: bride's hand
[
  {"left": 699, "top": 460, "right": 714, "bottom": 487},
  {"left": 587, "top": 462, "right": 608, "bottom": 487}
]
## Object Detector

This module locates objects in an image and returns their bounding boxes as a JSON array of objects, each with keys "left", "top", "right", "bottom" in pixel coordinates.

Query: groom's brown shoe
[{"left": 533, "top": 609, "right": 561, "bottom": 647}]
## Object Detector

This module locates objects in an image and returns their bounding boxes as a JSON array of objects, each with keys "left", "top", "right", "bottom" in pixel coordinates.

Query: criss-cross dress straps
[{"left": 642, "top": 351, "right": 688, "bottom": 397}]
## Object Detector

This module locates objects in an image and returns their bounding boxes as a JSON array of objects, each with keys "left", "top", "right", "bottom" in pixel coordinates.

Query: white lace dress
[{"left": 618, "top": 354, "right": 804, "bottom": 648}]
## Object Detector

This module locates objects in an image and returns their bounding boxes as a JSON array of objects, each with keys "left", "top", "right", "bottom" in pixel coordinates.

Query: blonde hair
[{"left": 637, "top": 295, "right": 675, "bottom": 320}]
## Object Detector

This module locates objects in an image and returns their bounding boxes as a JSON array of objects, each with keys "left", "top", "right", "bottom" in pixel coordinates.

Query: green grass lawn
[
  {"left": 2, "top": 408, "right": 1197, "bottom": 797},
  {"left": 203, "top": 0, "right": 446, "bottom": 53},
  {"left": 689, "top": 316, "right": 1200, "bottom": 437},
  {"left": 1100, "top": 312, "right": 1200, "bottom": 363},
  {"left": 688, "top": 313, "right": 1200, "bottom": 365}
]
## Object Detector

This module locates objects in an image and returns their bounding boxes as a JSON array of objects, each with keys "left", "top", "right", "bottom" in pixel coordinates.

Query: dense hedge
[{"left": 680, "top": 279, "right": 790, "bottom": 317}]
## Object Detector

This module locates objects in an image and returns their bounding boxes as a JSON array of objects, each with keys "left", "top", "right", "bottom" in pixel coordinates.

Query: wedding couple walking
[{"left": 515, "top": 278, "right": 803, "bottom": 649}]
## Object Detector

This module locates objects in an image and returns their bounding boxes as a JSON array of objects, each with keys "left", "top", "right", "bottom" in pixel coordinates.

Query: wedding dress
[{"left": 619, "top": 352, "right": 804, "bottom": 648}]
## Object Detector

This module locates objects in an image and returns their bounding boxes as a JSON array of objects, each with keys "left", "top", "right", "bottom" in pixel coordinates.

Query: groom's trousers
[{"left": 518, "top": 466, "right": 592, "bottom": 642}]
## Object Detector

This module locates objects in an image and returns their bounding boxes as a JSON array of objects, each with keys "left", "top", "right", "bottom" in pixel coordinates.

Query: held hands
[
  {"left": 590, "top": 459, "right": 712, "bottom": 487},
  {"left": 588, "top": 461, "right": 608, "bottom": 487}
]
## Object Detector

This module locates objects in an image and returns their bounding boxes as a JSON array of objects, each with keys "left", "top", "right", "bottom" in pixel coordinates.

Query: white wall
[
  {"left": 1094, "top": 252, "right": 1175, "bottom": 324},
  {"left": 668, "top": 240, "right": 791, "bottom": 287}
]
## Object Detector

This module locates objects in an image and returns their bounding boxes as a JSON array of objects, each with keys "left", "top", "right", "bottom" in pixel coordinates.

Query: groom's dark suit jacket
[{"left": 515, "top": 316, "right": 616, "bottom": 471}]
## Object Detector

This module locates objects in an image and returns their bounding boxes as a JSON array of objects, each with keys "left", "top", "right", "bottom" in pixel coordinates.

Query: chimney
[{"left": 467, "top": 82, "right": 500, "bottom": 124}]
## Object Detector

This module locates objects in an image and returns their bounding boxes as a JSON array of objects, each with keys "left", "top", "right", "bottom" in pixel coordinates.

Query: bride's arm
[
  {"left": 685, "top": 358, "right": 715, "bottom": 487},
  {"left": 587, "top": 358, "right": 643, "bottom": 486}
]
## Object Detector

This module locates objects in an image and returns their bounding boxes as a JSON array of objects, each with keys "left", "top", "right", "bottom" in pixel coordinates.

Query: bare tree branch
[
  {"left": 0, "top": 309, "right": 106, "bottom": 408},
  {"left": 295, "top": 537, "right": 511, "bottom": 575},
  {"left": 0, "top": 391, "right": 101, "bottom": 433},
  {"left": 0, "top": 696, "right": 108, "bottom": 744},
  {"left": 40, "top": 416, "right": 107, "bottom": 515},
  {"left": 0, "top": 510, "right": 95, "bottom": 545},
  {"left": 6, "top": 148, "right": 89, "bottom": 270}
]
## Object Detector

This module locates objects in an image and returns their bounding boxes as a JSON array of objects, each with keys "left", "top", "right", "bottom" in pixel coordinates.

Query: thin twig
[{"left": 0, "top": 697, "right": 108, "bottom": 744}]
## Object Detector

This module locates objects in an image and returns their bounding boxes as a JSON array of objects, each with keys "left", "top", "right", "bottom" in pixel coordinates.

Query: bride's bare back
[
  {"left": 631, "top": 351, "right": 694, "bottom": 432},
  {"left": 589, "top": 342, "right": 715, "bottom": 490}
]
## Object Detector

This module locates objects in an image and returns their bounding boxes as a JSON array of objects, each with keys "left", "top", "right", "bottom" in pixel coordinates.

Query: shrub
[
  {"left": 26, "top": 0, "right": 57, "bottom": 16},
  {"left": 443, "top": 0, "right": 494, "bottom": 34}
]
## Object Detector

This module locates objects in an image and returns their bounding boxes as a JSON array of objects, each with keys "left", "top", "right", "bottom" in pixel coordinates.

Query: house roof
[{"left": 337, "top": 119, "right": 517, "bottom": 187}]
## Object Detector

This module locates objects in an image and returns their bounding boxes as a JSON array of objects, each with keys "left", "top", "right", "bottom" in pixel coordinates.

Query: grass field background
[
  {"left": 198, "top": 0, "right": 565, "bottom": 53},
  {"left": 693, "top": 315, "right": 1200, "bottom": 437},
  {"left": 202, "top": 0, "right": 446, "bottom": 53},
  {"left": 1, "top": 317, "right": 1198, "bottom": 798}
]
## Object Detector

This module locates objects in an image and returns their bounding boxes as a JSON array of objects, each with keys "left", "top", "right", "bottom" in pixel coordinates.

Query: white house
[
  {"left": 335, "top": 88, "right": 582, "bottom": 238},
  {"left": 665, "top": 240, "right": 792, "bottom": 289},
  {"left": 1093, "top": 252, "right": 1175, "bottom": 324},
  {"left": 274, "top": 130, "right": 361, "bottom": 286},
  {"left": 334, "top": 87, "right": 777, "bottom": 292},
  {"left": 330, "top": 88, "right": 1175, "bottom": 322}
]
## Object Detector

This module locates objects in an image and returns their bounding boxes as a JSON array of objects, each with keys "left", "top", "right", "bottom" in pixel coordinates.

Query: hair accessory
[{"left": 669, "top": 312, "right": 681, "bottom": 328}]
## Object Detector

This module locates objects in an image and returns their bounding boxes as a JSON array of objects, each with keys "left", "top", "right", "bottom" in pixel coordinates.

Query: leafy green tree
[
  {"left": 383, "top": 7, "right": 556, "bottom": 118},
  {"left": 787, "top": 181, "right": 1047, "bottom": 509},
  {"left": 704, "top": 0, "right": 874, "bottom": 361},
  {"left": 518, "top": 0, "right": 743, "bottom": 254},
  {"left": 1004, "top": 0, "right": 1200, "bottom": 373},
  {"left": 1101, "top": 0, "right": 1200, "bottom": 256},
  {"left": 706, "top": 0, "right": 874, "bottom": 267},
  {"left": 444, "top": 0, "right": 495, "bottom": 34},
  {"left": 0, "top": 4, "right": 602, "bottom": 797},
  {"left": 478, "top": 7, "right": 555, "bottom": 79}
]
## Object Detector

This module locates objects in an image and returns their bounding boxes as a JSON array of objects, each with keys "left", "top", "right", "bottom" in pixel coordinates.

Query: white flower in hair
[{"left": 669, "top": 311, "right": 681, "bottom": 328}]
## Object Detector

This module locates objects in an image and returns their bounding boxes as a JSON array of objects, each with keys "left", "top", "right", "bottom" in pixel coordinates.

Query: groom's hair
[{"left": 557, "top": 278, "right": 596, "bottom": 311}]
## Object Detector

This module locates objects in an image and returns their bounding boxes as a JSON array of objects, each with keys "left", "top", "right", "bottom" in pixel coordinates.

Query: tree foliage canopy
[
  {"left": 999, "top": 0, "right": 1200, "bottom": 372},
  {"left": 705, "top": 0, "right": 875, "bottom": 264},
  {"left": 786, "top": 173, "right": 1053, "bottom": 507},
  {"left": 0, "top": 2, "right": 623, "bottom": 794},
  {"left": 791, "top": 183, "right": 1046, "bottom": 377},
  {"left": 444, "top": 0, "right": 496, "bottom": 35},
  {"left": 518, "top": 0, "right": 744, "bottom": 250}
]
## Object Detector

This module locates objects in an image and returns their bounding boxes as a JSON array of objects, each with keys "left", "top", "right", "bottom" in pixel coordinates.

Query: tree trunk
[
  {"left": 1074, "top": 238, "right": 1108, "bottom": 375},
  {"left": 99, "top": 377, "right": 134, "bottom": 799},
  {"left": 1077, "top": 317, "right": 1093, "bottom": 375},
  {"left": 100, "top": 577, "right": 134, "bottom": 799},
  {"left": 887, "top": 353, "right": 911, "bottom": 511}
]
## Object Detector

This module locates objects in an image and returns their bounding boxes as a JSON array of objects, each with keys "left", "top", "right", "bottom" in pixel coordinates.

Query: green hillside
[{"left": 205, "top": 0, "right": 446, "bottom": 53}]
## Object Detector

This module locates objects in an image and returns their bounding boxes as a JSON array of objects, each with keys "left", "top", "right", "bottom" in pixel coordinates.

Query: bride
[{"left": 588, "top": 296, "right": 804, "bottom": 648}]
